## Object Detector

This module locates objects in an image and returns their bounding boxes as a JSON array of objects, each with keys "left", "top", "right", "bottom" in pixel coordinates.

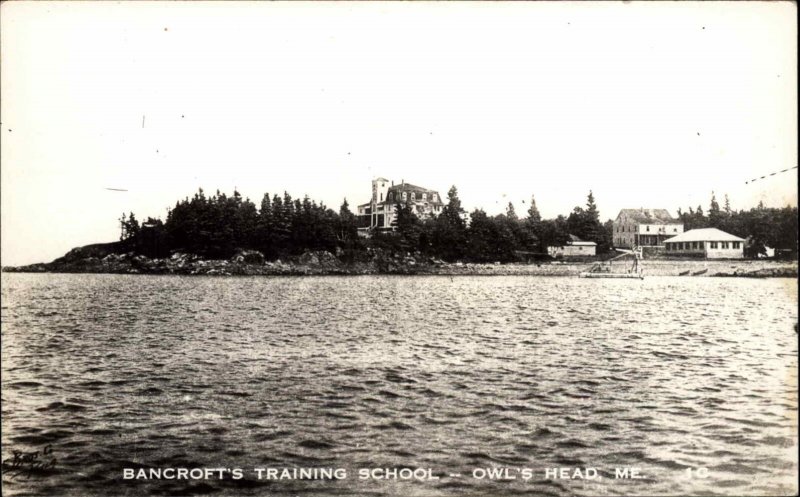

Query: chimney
[
  {"left": 391, "top": 180, "right": 394, "bottom": 186},
  {"left": 401, "top": 179, "right": 404, "bottom": 185}
]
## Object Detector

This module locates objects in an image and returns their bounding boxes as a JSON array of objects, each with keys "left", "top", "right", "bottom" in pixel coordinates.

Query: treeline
[
  {"left": 378, "top": 188, "right": 610, "bottom": 262},
  {"left": 677, "top": 193, "right": 798, "bottom": 256},
  {"left": 119, "top": 187, "right": 611, "bottom": 262},
  {"left": 120, "top": 189, "right": 354, "bottom": 259},
  {"left": 118, "top": 187, "right": 796, "bottom": 262}
]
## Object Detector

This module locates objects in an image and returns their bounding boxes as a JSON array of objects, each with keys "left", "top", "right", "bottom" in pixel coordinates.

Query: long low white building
[
  {"left": 548, "top": 234, "right": 597, "bottom": 258},
  {"left": 664, "top": 228, "right": 745, "bottom": 259}
]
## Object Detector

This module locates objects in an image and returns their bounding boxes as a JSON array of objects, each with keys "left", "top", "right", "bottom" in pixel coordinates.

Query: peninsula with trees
[{"left": 4, "top": 183, "right": 797, "bottom": 277}]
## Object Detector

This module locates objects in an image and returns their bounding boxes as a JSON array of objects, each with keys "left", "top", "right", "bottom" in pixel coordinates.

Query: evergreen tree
[
  {"left": 119, "top": 212, "right": 140, "bottom": 241},
  {"left": 538, "top": 216, "right": 569, "bottom": 254},
  {"left": 526, "top": 195, "right": 541, "bottom": 224},
  {"left": 271, "top": 194, "right": 288, "bottom": 253},
  {"left": 506, "top": 202, "right": 518, "bottom": 221},
  {"left": 523, "top": 195, "right": 543, "bottom": 252},
  {"left": 338, "top": 198, "right": 358, "bottom": 243},
  {"left": 441, "top": 185, "right": 465, "bottom": 228},
  {"left": 709, "top": 192, "right": 722, "bottom": 228},
  {"left": 466, "top": 209, "right": 517, "bottom": 262},
  {"left": 393, "top": 202, "right": 422, "bottom": 252},
  {"left": 257, "top": 193, "right": 275, "bottom": 256},
  {"left": 431, "top": 185, "right": 467, "bottom": 261},
  {"left": 585, "top": 190, "right": 599, "bottom": 224}
]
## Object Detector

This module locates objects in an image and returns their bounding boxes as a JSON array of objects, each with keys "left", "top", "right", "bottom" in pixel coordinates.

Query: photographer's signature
[{"left": 1, "top": 445, "right": 57, "bottom": 480}]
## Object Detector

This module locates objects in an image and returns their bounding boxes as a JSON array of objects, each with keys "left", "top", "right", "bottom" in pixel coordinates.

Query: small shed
[
  {"left": 548, "top": 234, "right": 597, "bottom": 258},
  {"left": 664, "top": 228, "right": 745, "bottom": 259}
]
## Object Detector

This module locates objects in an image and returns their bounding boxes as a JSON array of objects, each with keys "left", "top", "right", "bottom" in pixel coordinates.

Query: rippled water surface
[{"left": 2, "top": 274, "right": 797, "bottom": 496}]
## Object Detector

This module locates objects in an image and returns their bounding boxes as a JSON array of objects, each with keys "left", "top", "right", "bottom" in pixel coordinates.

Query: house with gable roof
[{"left": 612, "top": 208, "right": 684, "bottom": 249}]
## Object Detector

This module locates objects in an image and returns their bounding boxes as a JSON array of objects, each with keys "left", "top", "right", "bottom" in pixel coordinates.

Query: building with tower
[{"left": 356, "top": 178, "right": 443, "bottom": 233}]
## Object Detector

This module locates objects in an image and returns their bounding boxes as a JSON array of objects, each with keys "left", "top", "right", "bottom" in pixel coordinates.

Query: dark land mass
[
  {"left": 4, "top": 188, "right": 797, "bottom": 278},
  {"left": 3, "top": 242, "right": 797, "bottom": 278}
]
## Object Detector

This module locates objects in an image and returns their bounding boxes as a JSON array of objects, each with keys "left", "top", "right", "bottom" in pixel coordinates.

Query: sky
[{"left": 1, "top": 1, "right": 796, "bottom": 266}]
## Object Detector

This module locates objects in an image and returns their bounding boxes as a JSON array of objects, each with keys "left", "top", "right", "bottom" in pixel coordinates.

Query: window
[
  {"left": 402, "top": 192, "right": 407, "bottom": 201},
  {"left": 646, "top": 226, "right": 650, "bottom": 232},
  {"left": 673, "top": 228, "right": 677, "bottom": 232},
  {"left": 733, "top": 241, "right": 740, "bottom": 249},
  {"left": 722, "top": 242, "right": 729, "bottom": 249},
  {"left": 380, "top": 193, "right": 383, "bottom": 202},
  {"left": 422, "top": 193, "right": 427, "bottom": 201}
]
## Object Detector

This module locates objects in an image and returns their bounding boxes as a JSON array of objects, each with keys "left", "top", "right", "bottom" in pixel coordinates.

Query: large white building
[
  {"left": 664, "top": 228, "right": 745, "bottom": 259},
  {"left": 356, "top": 178, "right": 443, "bottom": 232},
  {"left": 613, "top": 208, "right": 684, "bottom": 249}
]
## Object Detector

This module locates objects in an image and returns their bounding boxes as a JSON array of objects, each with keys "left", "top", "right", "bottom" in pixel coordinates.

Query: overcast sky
[{"left": 1, "top": 1, "right": 796, "bottom": 266}]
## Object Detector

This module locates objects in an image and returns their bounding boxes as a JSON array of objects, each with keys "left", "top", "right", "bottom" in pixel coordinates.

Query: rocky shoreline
[{"left": 3, "top": 248, "right": 797, "bottom": 278}]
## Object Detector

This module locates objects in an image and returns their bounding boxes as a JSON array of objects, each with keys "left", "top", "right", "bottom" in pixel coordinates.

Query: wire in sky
[{"left": 745, "top": 166, "right": 797, "bottom": 184}]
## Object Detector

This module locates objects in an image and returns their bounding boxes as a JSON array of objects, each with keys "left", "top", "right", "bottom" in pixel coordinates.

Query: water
[{"left": 1, "top": 273, "right": 797, "bottom": 496}]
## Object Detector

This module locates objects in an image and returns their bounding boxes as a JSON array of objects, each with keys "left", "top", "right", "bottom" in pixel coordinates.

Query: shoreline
[{"left": 3, "top": 252, "right": 797, "bottom": 278}]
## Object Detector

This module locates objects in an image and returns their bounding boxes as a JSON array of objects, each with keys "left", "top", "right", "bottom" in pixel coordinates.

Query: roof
[
  {"left": 381, "top": 182, "right": 443, "bottom": 206},
  {"left": 664, "top": 228, "right": 745, "bottom": 243},
  {"left": 387, "top": 183, "right": 439, "bottom": 195},
  {"left": 556, "top": 234, "right": 597, "bottom": 246},
  {"left": 616, "top": 208, "right": 677, "bottom": 224}
]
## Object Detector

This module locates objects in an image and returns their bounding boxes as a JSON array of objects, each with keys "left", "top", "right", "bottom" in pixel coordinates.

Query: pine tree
[
  {"left": 432, "top": 185, "right": 467, "bottom": 260},
  {"left": 506, "top": 202, "right": 518, "bottom": 221},
  {"left": 523, "top": 195, "right": 543, "bottom": 252},
  {"left": 272, "top": 194, "right": 288, "bottom": 253},
  {"left": 526, "top": 195, "right": 541, "bottom": 224},
  {"left": 441, "top": 186, "right": 465, "bottom": 227},
  {"left": 338, "top": 198, "right": 357, "bottom": 243},
  {"left": 585, "top": 190, "right": 599, "bottom": 224},
  {"left": 709, "top": 191, "right": 723, "bottom": 227},
  {"left": 120, "top": 212, "right": 140, "bottom": 241}
]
